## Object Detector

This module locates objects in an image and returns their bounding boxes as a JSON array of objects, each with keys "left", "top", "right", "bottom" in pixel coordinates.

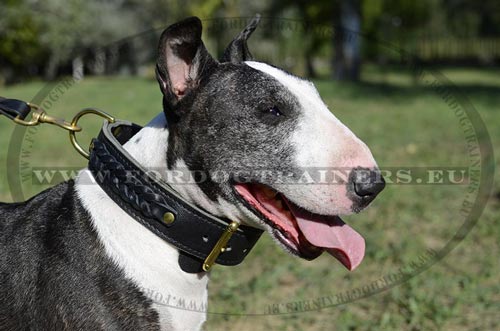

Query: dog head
[{"left": 155, "top": 16, "right": 385, "bottom": 270}]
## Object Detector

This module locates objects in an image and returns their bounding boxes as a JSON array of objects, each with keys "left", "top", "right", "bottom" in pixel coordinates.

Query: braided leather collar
[{"left": 88, "top": 120, "right": 263, "bottom": 273}]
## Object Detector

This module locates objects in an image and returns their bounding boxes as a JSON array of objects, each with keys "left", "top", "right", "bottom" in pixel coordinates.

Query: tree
[
  {"left": 268, "top": 0, "right": 363, "bottom": 81},
  {"left": 333, "top": 0, "right": 361, "bottom": 81},
  {"left": 0, "top": 0, "right": 45, "bottom": 84},
  {"left": 34, "top": 0, "right": 141, "bottom": 79}
]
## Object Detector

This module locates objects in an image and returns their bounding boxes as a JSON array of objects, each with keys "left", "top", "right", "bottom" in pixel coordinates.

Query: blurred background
[
  {"left": 1, "top": 0, "right": 500, "bottom": 83},
  {"left": 1, "top": 1, "right": 499, "bottom": 331}
]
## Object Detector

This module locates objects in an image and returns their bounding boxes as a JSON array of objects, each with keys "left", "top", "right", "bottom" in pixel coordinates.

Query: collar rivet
[{"left": 163, "top": 212, "right": 175, "bottom": 224}]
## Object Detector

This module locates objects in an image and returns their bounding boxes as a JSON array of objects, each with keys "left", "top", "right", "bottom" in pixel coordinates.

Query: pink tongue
[{"left": 287, "top": 203, "right": 365, "bottom": 271}]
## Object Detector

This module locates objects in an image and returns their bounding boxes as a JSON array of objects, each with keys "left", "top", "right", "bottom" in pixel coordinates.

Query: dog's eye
[{"left": 268, "top": 106, "right": 282, "bottom": 117}]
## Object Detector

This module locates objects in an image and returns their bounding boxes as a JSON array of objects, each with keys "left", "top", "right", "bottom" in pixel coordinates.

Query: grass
[{"left": 0, "top": 66, "right": 499, "bottom": 331}]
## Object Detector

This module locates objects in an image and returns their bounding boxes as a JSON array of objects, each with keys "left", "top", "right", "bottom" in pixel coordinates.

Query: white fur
[
  {"left": 245, "top": 61, "right": 377, "bottom": 215},
  {"left": 170, "top": 159, "right": 266, "bottom": 230},
  {"left": 76, "top": 113, "right": 208, "bottom": 331}
]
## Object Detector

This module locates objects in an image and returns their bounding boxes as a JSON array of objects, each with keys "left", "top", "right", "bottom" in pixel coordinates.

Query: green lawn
[{"left": 0, "top": 66, "right": 499, "bottom": 331}]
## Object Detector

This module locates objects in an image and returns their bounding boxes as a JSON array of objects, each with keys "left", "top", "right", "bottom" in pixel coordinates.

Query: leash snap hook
[
  {"left": 69, "top": 108, "right": 115, "bottom": 159},
  {"left": 13, "top": 103, "right": 82, "bottom": 132},
  {"left": 202, "top": 221, "right": 240, "bottom": 272}
]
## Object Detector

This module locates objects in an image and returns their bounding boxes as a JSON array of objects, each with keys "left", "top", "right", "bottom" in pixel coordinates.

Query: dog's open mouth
[{"left": 234, "top": 183, "right": 365, "bottom": 271}]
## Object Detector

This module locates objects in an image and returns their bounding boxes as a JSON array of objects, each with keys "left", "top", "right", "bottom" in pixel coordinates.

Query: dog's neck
[{"left": 76, "top": 112, "right": 209, "bottom": 331}]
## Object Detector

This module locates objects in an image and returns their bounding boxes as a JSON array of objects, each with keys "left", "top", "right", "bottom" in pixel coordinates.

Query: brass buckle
[{"left": 202, "top": 221, "right": 239, "bottom": 272}]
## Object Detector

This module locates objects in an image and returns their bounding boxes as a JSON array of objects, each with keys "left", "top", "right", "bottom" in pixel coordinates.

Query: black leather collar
[{"left": 88, "top": 120, "right": 263, "bottom": 273}]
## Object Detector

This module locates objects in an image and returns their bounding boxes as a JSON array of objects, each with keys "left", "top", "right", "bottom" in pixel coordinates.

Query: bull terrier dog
[{"left": 0, "top": 16, "right": 384, "bottom": 331}]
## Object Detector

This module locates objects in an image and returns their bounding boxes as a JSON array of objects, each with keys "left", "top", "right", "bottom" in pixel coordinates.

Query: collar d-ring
[{"left": 69, "top": 108, "right": 115, "bottom": 159}]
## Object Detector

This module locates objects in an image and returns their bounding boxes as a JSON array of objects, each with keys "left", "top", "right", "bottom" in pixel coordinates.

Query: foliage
[
  {"left": 1, "top": 0, "right": 500, "bottom": 84},
  {"left": 0, "top": 0, "right": 45, "bottom": 82}
]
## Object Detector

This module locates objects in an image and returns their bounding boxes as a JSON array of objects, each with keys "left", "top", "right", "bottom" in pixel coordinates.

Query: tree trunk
[
  {"left": 105, "top": 45, "right": 120, "bottom": 75},
  {"left": 89, "top": 48, "right": 106, "bottom": 75},
  {"left": 333, "top": 0, "right": 361, "bottom": 81},
  {"left": 297, "top": 1, "right": 317, "bottom": 78},
  {"left": 72, "top": 56, "right": 84, "bottom": 81},
  {"left": 44, "top": 53, "right": 59, "bottom": 80},
  {"left": 305, "top": 50, "right": 317, "bottom": 78}
]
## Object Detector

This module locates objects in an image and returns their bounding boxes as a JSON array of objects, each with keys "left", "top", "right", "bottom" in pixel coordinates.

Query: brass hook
[
  {"left": 13, "top": 103, "right": 82, "bottom": 132},
  {"left": 8, "top": 102, "right": 116, "bottom": 159}
]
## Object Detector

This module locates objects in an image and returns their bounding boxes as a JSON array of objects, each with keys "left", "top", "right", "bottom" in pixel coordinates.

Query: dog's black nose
[{"left": 350, "top": 168, "right": 385, "bottom": 203}]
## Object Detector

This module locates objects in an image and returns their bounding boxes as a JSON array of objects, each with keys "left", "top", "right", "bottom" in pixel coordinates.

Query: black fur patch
[{"left": 0, "top": 181, "right": 160, "bottom": 330}]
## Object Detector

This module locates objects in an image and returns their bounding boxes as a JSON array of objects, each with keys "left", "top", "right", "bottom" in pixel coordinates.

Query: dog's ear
[
  {"left": 156, "top": 17, "right": 217, "bottom": 107},
  {"left": 220, "top": 14, "right": 261, "bottom": 63}
]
